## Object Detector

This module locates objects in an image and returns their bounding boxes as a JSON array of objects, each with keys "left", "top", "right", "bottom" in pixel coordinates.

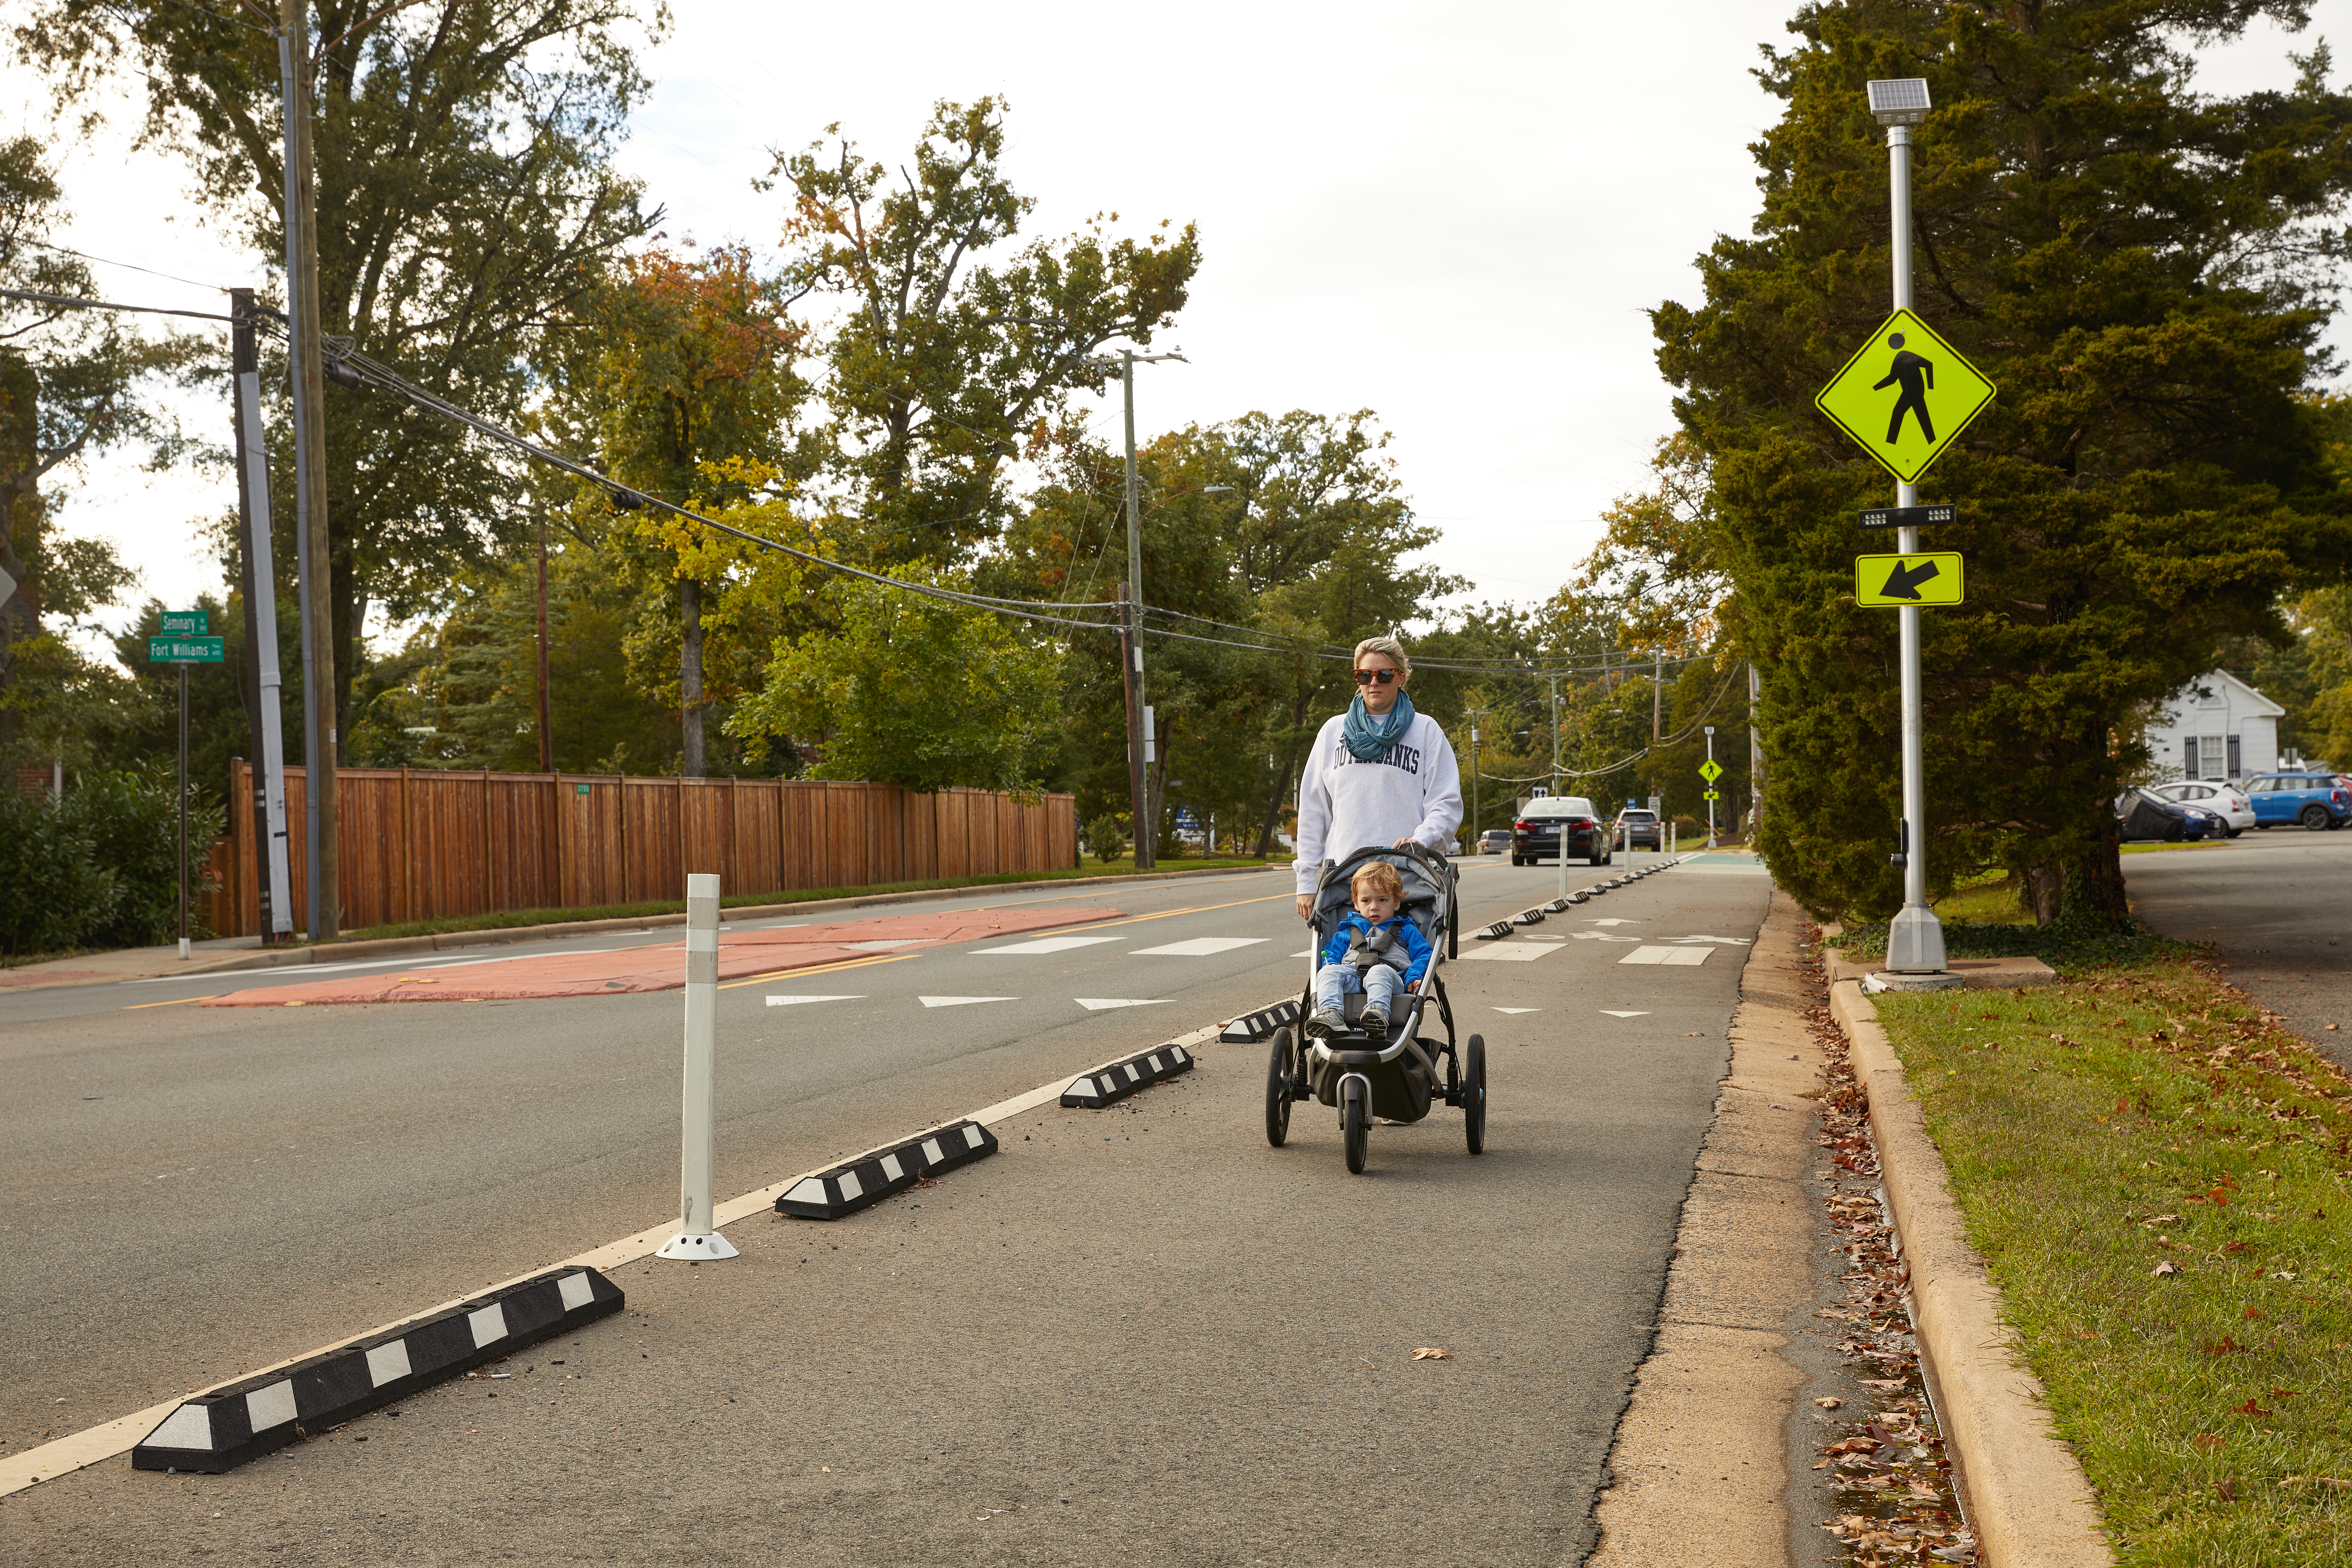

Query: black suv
[
  {"left": 1512, "top": 797, "right": 1611, "bottom": 866},
  {"left": 1614, "top": 808, "right": 1663, "bottom": 850}
]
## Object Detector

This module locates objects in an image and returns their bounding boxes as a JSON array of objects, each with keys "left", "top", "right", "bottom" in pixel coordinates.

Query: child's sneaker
[
  {"left": 1306, "top": 1008, "right": 1345, "bottom": 1039},
  {"left": 1359, "top": 1005, "right": 1388, "bottom": 1036}
]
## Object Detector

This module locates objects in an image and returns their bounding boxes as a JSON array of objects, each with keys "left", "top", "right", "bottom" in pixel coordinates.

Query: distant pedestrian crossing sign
[
  {"left": 1698, "top": 759, "right": 1723, "bottom": 784},
  {"left": 1814, "top": 309, "right": 1995, "bottom": 483}
]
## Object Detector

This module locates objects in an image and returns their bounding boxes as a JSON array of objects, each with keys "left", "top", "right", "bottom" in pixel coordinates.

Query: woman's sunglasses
[{"left": 1353, "top": 668, "right": 1398, "bottom": 686}]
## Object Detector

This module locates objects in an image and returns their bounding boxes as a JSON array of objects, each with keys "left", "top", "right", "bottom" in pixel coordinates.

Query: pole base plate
[{"left": 656, "top": 1230, "right": 740, "bottom": 1261}]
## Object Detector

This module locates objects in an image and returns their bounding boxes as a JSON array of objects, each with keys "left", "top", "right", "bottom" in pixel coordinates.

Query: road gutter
[
  {"left": 1586, "top": 886, "right": 1821, "bottom": 1567},
  {"left": 1827, "top": 976, "right": 2115, "bottom": 1568}
]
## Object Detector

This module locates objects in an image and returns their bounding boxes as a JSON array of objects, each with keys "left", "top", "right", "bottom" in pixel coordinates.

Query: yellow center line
[
  {"left": 716, "top": 952, "right": 916, "bottom": 991},
  {"left": 123, "top": 994, "right": 224, "bottom": 1010}
]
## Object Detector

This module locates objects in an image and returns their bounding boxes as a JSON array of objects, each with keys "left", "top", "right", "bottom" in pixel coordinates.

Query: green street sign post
[
  {"left": 1854, "top": 552, "right": 1966, "bottom": 608},
  {"left": 149, "top": 618, "right": 223, "bottom": 960}
]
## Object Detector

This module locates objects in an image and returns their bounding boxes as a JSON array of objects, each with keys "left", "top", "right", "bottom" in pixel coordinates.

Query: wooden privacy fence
[{"left": 205, "top": 763, "right": 1078, "bottom": 938}]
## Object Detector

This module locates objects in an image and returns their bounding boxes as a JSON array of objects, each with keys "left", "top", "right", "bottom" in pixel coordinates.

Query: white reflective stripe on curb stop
[
  {"left": 366, "top": 1340, "right": 412, "bottom": 1388},
  {"left": 146, "top": 1403, "right": 213, "bottom": 1451},
  {"left": 245, "top": 1380, "right": 296, "bottom": 1431},
  {"left": 467, "top": 1303, "right": 508, "bottom": 1349}
]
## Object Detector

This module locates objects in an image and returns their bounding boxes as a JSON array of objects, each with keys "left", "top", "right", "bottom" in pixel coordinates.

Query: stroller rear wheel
[
  {"left": 1343, "top": 1083, "right": 1369, "bottom": 1174},
  {"left": 1264, "top": 1027, "right": 1295, "bottom": 1147},
  {"left": 1464, "top": 1034, "right": 1488, "bottom": 1155}
]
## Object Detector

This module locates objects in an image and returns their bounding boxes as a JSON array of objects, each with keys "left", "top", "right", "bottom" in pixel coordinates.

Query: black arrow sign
[{"left": 1879, "top": 559, "right": 1940, "bottom": 600}]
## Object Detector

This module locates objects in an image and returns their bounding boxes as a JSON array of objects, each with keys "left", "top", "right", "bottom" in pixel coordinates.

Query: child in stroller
[{"left": 1307, "top": 859, "right": 1432, "bottom": 1040}]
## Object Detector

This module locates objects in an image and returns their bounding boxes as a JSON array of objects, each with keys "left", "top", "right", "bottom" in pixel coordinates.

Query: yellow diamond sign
[
  {"left": 1698, "top": 759, "right": 1723, "bottom": 784},
  {"left": 1815, "top": 309, "right": 1995, "bottom": 483}
]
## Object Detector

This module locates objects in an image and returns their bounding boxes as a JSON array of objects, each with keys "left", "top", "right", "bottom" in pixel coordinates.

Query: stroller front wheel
[
  {"left": 1464, "top": 1034, "right": 1488, "bottom": 1155},
  {"left": 1343, "top": 1085, "right": 1369, "bottom": 1174},
  {"left": 1264, "top": 1028, "right": 1295, "bottom": 1147}
]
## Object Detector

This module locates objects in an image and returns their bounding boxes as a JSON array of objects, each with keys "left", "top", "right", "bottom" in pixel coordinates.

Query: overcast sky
[{"left": 9, "top": 1, "right": 2346, "bottom": 658}]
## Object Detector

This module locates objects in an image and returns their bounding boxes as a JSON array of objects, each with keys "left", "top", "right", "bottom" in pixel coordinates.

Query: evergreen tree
[{"left": 1654, "top": 0, "right": 2352, "bottom": 924}]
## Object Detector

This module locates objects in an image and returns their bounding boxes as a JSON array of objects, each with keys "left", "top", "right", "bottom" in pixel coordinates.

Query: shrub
[
  {"left": 1085, "top": 813, "right": 1126, "bottom": 865},
  {"left": 0, "top": 768, "right": 221, "bottom": 958}
]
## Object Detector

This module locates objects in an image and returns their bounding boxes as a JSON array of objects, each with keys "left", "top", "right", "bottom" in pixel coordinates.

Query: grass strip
[
  {"left": 327, "top": 858, "right": 1275, "bottom": 944},
  {"left": 1874, "top": 960, "right": 2352, "bottom": 1564}
]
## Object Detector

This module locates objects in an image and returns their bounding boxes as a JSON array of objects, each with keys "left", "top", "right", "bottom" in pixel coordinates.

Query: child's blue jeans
[{"left": 1316, "top": 962, "right": 1403, "bottom": 1019}]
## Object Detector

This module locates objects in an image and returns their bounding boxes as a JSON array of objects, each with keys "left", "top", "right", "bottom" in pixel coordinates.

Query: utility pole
[
  {"left": 278, "top": 0, "right": 337, "bottom": 940},
  {"left": 1652, "top": 649, "right": 1663, "bottom": 740},
  {"left": 1874, "top": 83, "right": 1944, "bottom": 973},
  {"left": 1464, "top": 706, "right": 1487, "bottom": 845},
  {"left": 231, "top": 288, "right": 294, "bottom": 941},
  {"left": 1096, "top": 344, "right": 1186, "bottom": 870},
  {"left": 1748, "top": 662, "right": 1763, "bottom": 839},
  {"left": 536, "top": 509, "right": 554, "bottom": 773}
]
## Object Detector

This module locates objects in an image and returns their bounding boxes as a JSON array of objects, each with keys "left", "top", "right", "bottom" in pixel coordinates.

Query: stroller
[{"left": 1264, "top": 842, "right": 1486, "bottom": 1173}]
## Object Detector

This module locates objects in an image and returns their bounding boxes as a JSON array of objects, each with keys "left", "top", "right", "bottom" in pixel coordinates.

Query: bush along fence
[{"left": 205, "top": 762, "right": 1078, "bottom": 938}]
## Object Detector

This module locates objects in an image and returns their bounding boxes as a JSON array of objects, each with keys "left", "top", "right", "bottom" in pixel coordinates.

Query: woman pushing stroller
[
  {"left": 1308, "top": 859, "right": 1430, "bottom": 1039},
  {"left": 1292, "top": 633, "right": 1464, "bottom": 922}
]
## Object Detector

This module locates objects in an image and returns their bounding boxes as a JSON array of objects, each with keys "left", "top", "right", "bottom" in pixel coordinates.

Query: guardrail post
[{"left": 659, "top": 872, "right": 738, "bottom": 1261}]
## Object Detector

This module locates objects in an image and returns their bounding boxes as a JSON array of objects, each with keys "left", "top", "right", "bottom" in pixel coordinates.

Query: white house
[{"left": 2147, "top": 669, "right": 2286, "bottom": 782}]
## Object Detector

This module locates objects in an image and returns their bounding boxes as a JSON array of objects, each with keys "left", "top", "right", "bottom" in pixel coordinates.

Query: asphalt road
[
  {"left": 2126, "top": 827, "right": 2352, "bottom": 1071},
  {"left": 1, "top": 850, "right": 1773, "bottom": 1565}
]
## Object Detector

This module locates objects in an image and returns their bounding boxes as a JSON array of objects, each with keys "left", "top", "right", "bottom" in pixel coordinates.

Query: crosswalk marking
[
  {"left": 977, "top": 936, "right": 1123, "bottom": 954},
  {"left": 918, "top": 996, "right": 1019, "bottom": 1008},
  {"left": 763, "top": 994, "right": 865, "bottom": 1007},
  {"left": 1074, "top": 998, "right": 1173, "bottom": 1011},
  {"left": 1619, "top": 946, "right": 1711, "bottom": 966},
  {"left": 1130, "top": 937, "right": 1270, "bottom": 957},
  {"left": 1667, "top": 934, "right": 1751, "bottom": 946},
  {"left": 1460, "top": 944, "right": 1557, "bottom": 962}
]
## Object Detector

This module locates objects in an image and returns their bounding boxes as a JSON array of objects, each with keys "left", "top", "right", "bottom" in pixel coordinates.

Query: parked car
[
  {"left": 2148, "top": 780, "right": 2253, "bottom": 837},
  {"left": 1512, "top": 795, "right": 1611, "bottom": 866},
  {"left": 1477, "top": 828, "right": 1512, "bottom": 856},
  {"left": 2115, "top": 787, "right": 2218, "bottom": 843},
  {"left": 2245, "top": 772, "right": 2352, "bottom": 831},
  {"left": 1613, "top": 808, "right": 1663, "bottom": 850}
]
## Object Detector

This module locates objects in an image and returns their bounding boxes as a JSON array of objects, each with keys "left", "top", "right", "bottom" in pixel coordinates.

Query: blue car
[{"left": 2247, "top": 772, "right": 2352, "bottom": 831}]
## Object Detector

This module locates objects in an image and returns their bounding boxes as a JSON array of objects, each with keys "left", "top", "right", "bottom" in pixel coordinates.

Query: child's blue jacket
[{"left": 1318, "top": 912, "right": 1433, "bottom": 984}]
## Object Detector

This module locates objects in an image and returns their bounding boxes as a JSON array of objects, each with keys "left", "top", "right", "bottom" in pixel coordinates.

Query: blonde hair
[
  {"left": 1353, "top": 635, "right": 1410, "bottom": 679},
  {"left": 1351, "top": 860, "right": 1405, "bottom": 903}
]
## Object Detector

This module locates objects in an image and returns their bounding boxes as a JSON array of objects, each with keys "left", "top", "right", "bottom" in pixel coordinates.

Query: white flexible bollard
[{"left": 659, "top": 872, "right": 738, "bottom": 1261}]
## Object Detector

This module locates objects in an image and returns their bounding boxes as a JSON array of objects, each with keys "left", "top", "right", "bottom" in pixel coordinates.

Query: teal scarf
[{"left": 1341, "top": 690, "right": 1416, "bottom": 761}]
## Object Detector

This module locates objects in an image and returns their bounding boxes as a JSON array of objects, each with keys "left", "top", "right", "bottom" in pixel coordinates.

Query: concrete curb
[
  {"left": 148, "top": 862, "right": 1295, "bottom": 981},
  {"left": 1827, "top": 977, "right": 2115, "bottom": 1568}
]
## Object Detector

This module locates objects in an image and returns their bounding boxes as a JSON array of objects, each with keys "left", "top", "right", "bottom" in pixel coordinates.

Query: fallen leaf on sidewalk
[
  {"left": 1813, "top": 1396, "right": 1844, "bottom": 1408},
  {"left": 1410, "top": 1347, "right": 1452, "bottom": 1360}
]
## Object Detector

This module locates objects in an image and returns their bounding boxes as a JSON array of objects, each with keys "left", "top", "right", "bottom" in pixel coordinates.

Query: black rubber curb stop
[
  {"left": 1061, "top": 1042, "right": 1195, "bottom": 1108},
  {"left": 774, "top": 1119, "right": 999, "bottom": 1221},
  {"left": 132, "top": 1267, "right": 624, "bottom": 1474},
  {"left": 1220, "top": 997, "right": 1299, "bottom": 1042}
]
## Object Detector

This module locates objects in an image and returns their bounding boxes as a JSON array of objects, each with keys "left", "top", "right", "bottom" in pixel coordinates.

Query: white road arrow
[
  {"left": 918, "top": 996, "right": 1019, "bottom": 1008},
  {"left": 1492, "top": 1007, "right": 1540, "bottom": 1015},
  {"left": 1074, "top": 998, "right": 1173, "bottom": 1011},
  {"left": 763, "top": 994, "right": 864, "bottom": 1007},
  {"left": 1599, "top": 1010, "right": 1651, "bottom": 1018},
  {"left": 1584, "top": 918, "right": 1638, "bottom": 927}
]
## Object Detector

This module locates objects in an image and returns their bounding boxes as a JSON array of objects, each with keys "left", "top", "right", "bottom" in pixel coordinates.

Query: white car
[{"left": 2149, "top": 780, "right": 2253, "bottom": 837}]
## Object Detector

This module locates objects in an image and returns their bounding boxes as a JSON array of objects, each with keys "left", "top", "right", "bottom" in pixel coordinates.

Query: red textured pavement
[{"left": 199, "top": 906, "right": 1119, "bottom": 1007}]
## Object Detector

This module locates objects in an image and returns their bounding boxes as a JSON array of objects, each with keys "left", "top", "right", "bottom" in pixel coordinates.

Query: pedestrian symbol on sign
[{"left": 1875, "top": 333, "right": 1934, "bottom": 445}]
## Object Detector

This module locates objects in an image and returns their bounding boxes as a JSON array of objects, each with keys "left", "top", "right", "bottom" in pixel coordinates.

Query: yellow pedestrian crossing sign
[
  {"left": 1814, "top": 309, "right": 1995, "bottom": 483},
  {"left": 1698, "top": 759, "right": 1723, "bottom": 784},
  {"left": 1855, "top": 551, "right": 1966, "bottom": 608}
]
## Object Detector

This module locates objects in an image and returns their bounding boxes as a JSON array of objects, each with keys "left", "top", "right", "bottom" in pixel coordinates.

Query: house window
[
  {"left": 2228, "top": 735, "right": 2242, "bottom": 778},
  {"left": 2199, "top": 736, "right": 2226, "bottom": 779}
]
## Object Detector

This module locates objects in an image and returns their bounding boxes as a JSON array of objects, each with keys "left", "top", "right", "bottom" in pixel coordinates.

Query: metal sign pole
[
  {"left": 1705, "top": 726, "right": 1717, "bottom": 848},
  {"left": 178, "top": 660, "right": 190, "bottom": 961},
  {"left": 1885, "top": 118, "right": 1946, "bottom": 973}
]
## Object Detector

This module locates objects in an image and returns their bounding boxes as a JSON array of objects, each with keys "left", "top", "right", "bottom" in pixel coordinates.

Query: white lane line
[
  {"left": 918, "top": 995, "right": 1020, "bottom": 1008},
  {"left": 764, "top": 994, "right": 865, "bottom": 1007},
  {"left": 1667, "top": 934, "right": 1752, "bottom": 945},
  {"left": 976, "top": 936, "right": 1122, "bottom": 954},
  {"left": 1599, "top": 1009, "right": 1651, "bottom": 1017},
  {"left": 1567, "top": 932, "right": 1638, "bottom": 942},
  {"left": 1585, "top": 919, "right": 1639, "bottom": 927},
  {"left": 1074, "top": 998, "right": 1173, "bottom": 1011},
  {"left": 1459, "top": 944, "right": 1558, "bottom": 963},
  {"left": 842, "top": 939, "right": 928, "bottom": 951},
  {"left": 1129, "top": 936, "right": 1269, "bottom": 957},
  {"left": 1291, "top": 949, "right": 1315, "bottom": 958},
  {"left": 1619, "top": 946, "right": 1711, "bottom": 966},
  {"left": 125, "top": 945, "right": 649, "bottom": 984}
]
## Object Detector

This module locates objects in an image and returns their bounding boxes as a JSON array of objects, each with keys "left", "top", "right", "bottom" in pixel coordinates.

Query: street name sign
[
  {"left": 1815, "top": 309, "right": 1995, "bottom": 483},
  {"left": 1698, "top": 759, "right": 1723, "bottom": 784},
  {"left": 1855, "top": 553, "right": 1965, "bottom": 608},
  {"left": 1858, "top": 503, "right": 1955, "bottom": 530},
  {"left": 150, "top": 635, "right": 225, "bottom": 663},
  {"left": 159, "top": 609, "right": 209, "bottom": 636}
]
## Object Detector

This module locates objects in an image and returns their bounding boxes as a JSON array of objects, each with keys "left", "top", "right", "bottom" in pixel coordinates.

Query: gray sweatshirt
[{"left": 1292, "top": 711, "right": 1463, "bottom": 894}]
